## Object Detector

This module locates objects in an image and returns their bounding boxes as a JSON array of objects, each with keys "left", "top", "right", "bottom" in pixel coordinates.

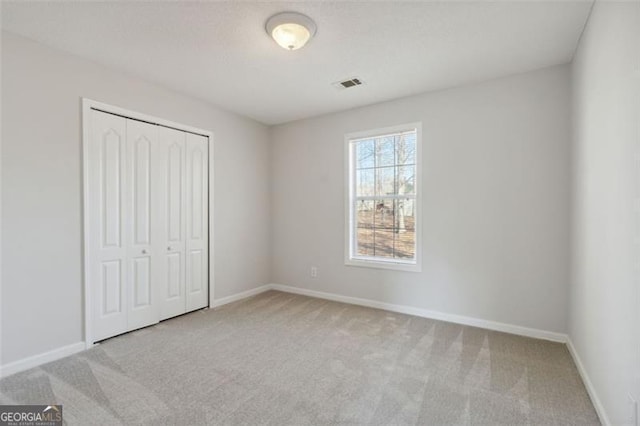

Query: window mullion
[{"left": 356, "top": 195, "right": 415, "bottom": 201}]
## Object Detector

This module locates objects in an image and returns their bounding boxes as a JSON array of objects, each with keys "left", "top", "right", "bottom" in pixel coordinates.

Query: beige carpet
[{"left": 0, "top": 290, "right": 599, "bottom": 425}]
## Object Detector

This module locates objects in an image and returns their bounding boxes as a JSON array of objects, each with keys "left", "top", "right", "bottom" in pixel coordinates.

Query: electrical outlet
[
  {"left": 628, "top": 393, "right": 638, "bottom": 426},
  {"left": 310, "top": 266, "right": 318, "bottom": 278}
]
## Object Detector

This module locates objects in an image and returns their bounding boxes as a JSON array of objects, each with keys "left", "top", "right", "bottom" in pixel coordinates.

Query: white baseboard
[
  {"left": 0, "top": 342, "right": 86, "bottom": 379},
  {"left": 0, "top": 283, "right": 568, "bottom": 381},
  {"left": 269, "top": 283, "right": 568, "bottom": 343},
  {"left": 210, "top": 284, "right": 272, "bottom": 308},
  {"left": 566, "top": 338, "right": 611, "bottom": 426},
  {"left": 0, "top": 285, "right": 273, "bottom": 380}
]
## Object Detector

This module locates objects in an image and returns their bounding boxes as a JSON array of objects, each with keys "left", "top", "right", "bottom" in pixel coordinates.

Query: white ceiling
[{"left": 1, "top": 1, "right": 592, "bottom": 125}]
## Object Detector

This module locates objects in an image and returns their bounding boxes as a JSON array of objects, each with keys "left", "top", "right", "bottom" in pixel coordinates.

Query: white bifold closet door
[
  {"left": 88, "top": 109, "right": 208, "bottom": 342},
  {"left": 157, "top": 128, "right": 209, "bottom": 320},
  {"left": 184, "top": 133, "right": 209, "bottom": 312},
  {"left": 126, "top": 118, "right": 161, "bottom": 331}
]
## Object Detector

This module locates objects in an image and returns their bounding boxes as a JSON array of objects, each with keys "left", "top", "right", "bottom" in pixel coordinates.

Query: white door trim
[{"left": 82, "top": 98, "right": 215, "bottom": 349}]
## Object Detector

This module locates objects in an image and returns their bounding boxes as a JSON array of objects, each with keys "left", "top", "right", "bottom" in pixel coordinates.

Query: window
[{"left": 345, "top": 123, "right": 421, "bottom": 271}]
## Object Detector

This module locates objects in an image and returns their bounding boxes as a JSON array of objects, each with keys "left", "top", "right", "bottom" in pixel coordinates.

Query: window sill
[{"left": 345, "top": 257, "right": 422, "bottom": 272}]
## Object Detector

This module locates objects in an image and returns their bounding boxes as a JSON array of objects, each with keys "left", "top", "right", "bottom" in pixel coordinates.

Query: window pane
[
  {"left": 373, "top": 229, "right": 395, "bottom": 258},
  {"left": 373, "top": 199, "right": 395, "bottom": 230},
  {"left": 356, "top": 200, "right": 375, "bottom": 229},
  {"left": 356, "top": 169, "right": 374, "bottom": 196},
  {"left": 375, "top": 167, "right": 395, "bottom": 196},
  {"left": 397, "top": 165, "right": 415, "bottom": 195},
  {"left": 356, "top": 228, "right": 374, "bottom": 256},
  {"left": 393, "top": 199, "right": 416, "bottom": 259},
  {"left": 356, "top": 200, "right": 375, "bottom": 256},
  {"left": 397, "top": 133, "right": 416, "bottom": 165},
  {"left": 376, "top": 136, "right": 395, "bottom": 167},
  {"left": 356, "top": 139, "right": 375, "bottom": 169}
]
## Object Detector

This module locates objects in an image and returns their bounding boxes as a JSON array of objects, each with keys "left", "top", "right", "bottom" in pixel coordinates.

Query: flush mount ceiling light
[{"left": 265, "top": 12, "right": 317, "bottom": 51}]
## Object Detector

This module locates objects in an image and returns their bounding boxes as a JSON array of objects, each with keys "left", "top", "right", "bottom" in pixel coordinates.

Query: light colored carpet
[{"left": 0, "top": 290, "right": 599, "bottom": 425}]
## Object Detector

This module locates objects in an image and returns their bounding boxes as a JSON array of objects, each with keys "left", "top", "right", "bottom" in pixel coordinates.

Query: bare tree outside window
[{"left": 351, "top": 130, "right": 417, "bottom": 261}]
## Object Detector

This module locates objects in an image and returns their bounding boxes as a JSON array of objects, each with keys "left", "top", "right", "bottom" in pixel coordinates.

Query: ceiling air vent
[{"left": 333, "top": 77, "right": 364, "bottom": 90}]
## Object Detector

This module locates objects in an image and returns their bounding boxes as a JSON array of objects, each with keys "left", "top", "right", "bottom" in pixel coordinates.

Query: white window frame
[{"left": 344, "top": 122, "right": 422, "bottom": 272}]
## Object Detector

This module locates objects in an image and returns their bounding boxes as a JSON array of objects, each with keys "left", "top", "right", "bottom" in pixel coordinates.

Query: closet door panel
[
  {"left": 158, "top": 127, "right": 187, "bottom": 320},
  {"left": 102, "top": 131, "right": 122, "bottom": 248},
  {"left": 132, "top": 256, "right": 151, "bottom": 307},
  {"left": 167, "top": 253, "right": 182, "bottom": 297},
  {"left": 126, "top": 119, "right": 160, "bottom": 330},
  {"left": 186, "top": 133, "right": 209, "bottom": 311},
  {"left": 167, "top": 143, "right": 183, "bottom": 242},
  {"left": 89, "top": 110, "right": 128, "bottom": 341},
  {"left": 101, "top": 260, "right": 122, "bottom": 315},
  {"left": 133, "top": 134, "right": 151, "bottom": 245}
]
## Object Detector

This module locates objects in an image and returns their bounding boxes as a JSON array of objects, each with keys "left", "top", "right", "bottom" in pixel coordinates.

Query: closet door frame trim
[{"left": 82, "top": 98, "right": 214, "bottom": 349}]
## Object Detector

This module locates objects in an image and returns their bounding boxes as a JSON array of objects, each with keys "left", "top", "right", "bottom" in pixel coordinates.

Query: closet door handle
[
  {"left": 167, "top": 246, "right": 172, "bottom": 251},
  {"left": 141, "top": 249, "right": 148, "bottom": 254}
]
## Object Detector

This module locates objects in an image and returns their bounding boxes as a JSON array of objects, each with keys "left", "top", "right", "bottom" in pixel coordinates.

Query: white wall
[
  {"left": 0, "top": 32, "right": 270, "bottom": 366},
  {"left": 271, "top": 65, "right": 572, "bottom": 335},
  {"left": 569, "top": 1, "right": 640, "bottom": 424}
]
